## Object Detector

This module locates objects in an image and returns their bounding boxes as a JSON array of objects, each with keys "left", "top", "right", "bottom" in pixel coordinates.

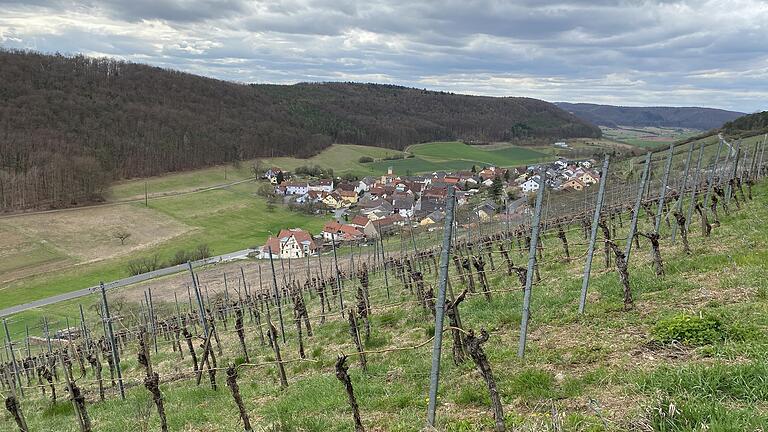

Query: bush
[
  {"left": 167, "top": 244, "right": 213, "bottom": 266},
  {"left": 358, "top": 156, "right": 374, "bottom": 163},
  {"left": 127, "top": 254, "right": 161, "bottom": 275},
  {"left": 651, "top": 314, "right": 726, "bottom": 346}
]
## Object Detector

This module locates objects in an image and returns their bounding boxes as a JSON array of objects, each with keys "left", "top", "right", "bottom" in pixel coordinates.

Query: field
[
  {"left": 601, "top": 126, "right": 701, "bottom": 149},
  {"left": 6, "top": 171, "right": 768, "bottom": 431},
  {"left": 257, "top": 144, "right": 406, "bottom": 177},
  {"left": 0, "top": 181, "right": 328, "bottom": 312},
  {"left": 370, "top": 141, "right": 549, "bottom": 174}
]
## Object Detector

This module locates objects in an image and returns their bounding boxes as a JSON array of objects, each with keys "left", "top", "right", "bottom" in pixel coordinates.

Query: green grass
[
  {"left": 368, "top": 141, "right": 548, "bottom": 175},
  {"left": 410, "top": 141, "right": 546, "bottom": 165},
  {"left": 257, "top": 144, "right": 405, "bottom": 177},
  {"left": 0, "top": 181, "right": 327, "bottom": 313},
  {"left": 601, "top": 126, "right": 701, "bottom": 150},
  {"left": 108, "top": 162, "right": 255, "bottom": 201}
]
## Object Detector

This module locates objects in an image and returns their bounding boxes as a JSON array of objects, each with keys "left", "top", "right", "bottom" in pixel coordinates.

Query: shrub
[
  {"left": 126, "top": 254, "right": 161, "bottom": 275},
  {"left": 358, "top": 156, "right": 374, "bottom": 163},
  {"left": 651, "top": 314, "right": 726, "bottom": 346}
]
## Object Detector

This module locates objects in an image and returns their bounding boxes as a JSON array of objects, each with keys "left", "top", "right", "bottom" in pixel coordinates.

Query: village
[{"left": 258, "top": 156, "right": 602, "bottom": 259}]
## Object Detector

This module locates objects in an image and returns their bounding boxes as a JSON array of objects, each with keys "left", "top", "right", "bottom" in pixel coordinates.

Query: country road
[{"left": 0, "top": 248, "right": 257, "bottom": 317}]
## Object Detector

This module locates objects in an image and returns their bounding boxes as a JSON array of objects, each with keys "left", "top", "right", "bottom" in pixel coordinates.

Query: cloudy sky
[{"left": 1, "top": 0, "right": 767, "bottom": 112}]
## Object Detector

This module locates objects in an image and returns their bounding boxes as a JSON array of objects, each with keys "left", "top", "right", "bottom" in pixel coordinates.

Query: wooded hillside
[
  {"left": 0, "top": 49, "right": 600, "bottom": 211},
  {"left": 722, "top": 111, "right": 768, "bottom": 137}
]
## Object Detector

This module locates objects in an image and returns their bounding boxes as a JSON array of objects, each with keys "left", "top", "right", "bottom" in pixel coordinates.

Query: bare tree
[{"left": 113, "top": 229, "right": 132, "bottom": 245}]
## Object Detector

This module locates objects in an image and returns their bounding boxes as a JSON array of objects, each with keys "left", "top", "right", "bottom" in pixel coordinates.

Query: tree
[
  {"left": 113, "top": 229, "right": 131, "bottom": 245},
  {"left": 471, "top": 165, "right": 477, "bottom": 173},
  {"left": 257, "top": 183, "right": 276, "bottom": 198},
  {"left": 251, "top": 160, "right": 263, "bottom": 178},
  {"left": 276, "top": 171, "right": 285, "bottom": 184},
  {"left": 490, "top": 176, "right": 503, "bottom": 202}
]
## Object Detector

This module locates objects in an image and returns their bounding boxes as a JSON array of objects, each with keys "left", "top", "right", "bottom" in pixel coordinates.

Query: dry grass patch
[{"left": 2, "top": 204, "right": 191, "bottom": 264}]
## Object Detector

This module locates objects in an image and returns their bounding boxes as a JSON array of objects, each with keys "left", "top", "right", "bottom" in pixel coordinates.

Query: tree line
[{"left": 0, "top": 49, "right": 601, "bottom": 211}]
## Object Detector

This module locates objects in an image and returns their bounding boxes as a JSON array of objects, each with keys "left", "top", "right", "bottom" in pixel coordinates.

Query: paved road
[{"left": 0, "top": 248, "right": 256, "bottom": 317}]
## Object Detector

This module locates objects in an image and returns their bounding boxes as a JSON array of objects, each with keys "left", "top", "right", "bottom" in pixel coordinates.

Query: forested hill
[
  {"left": 0, "top": 49, "right": 599, "bottom": 211},
  {"left": 555, "top": 102, "right": 744, "bottom": 130},
  {"left": 722, "top": 111, "right": 768, "bottom": 137}
]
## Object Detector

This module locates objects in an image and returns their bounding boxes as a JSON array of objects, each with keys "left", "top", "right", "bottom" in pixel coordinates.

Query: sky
[{"left": 1, "top": 0, "right": 767, "bottom": 113}]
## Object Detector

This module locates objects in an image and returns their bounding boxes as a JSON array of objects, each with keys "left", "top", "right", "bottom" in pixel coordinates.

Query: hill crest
[{"left": 555, "top": 102, "right": 744, "bottom": 130}]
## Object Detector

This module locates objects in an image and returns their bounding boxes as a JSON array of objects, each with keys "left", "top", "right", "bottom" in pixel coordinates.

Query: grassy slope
[
  {"left": 371, "top": 141, "right": 549, "bottom": 174},
  {"left": 12, "top": 177, "right": 768, "bottom": 431},
  {"left": 258, "top": 144, "right": 406, "bottom": 177},
  {"left": 602, "top": 126, "right": 702, "bottom": 150},
  {"left": 0, "top": 181, "right": 327, "bottom": 311},
  {"left": 108, "top": 163, "right": 255, "bottom": 201}
]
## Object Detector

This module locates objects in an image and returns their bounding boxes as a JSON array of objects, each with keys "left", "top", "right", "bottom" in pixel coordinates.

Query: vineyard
[{"left": 1, "top": 134, "right": 768, "bottom": 431}]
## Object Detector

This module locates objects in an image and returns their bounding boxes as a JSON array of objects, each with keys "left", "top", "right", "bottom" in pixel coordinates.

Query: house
[
  {"left": 562, "top": 178, "right": 585, "bottom": 191},
  {"left": 373, "top": 214, "right": 404, "bottom": 235},
  {"left": 322, "top": 221, "right": 365, "bottom": 242},
  {"left": 579, "top": 171, "right": 599, "bottom": 186},
  {"left": 420, "top": 210, "right": 445, "bottom": 226},
  {"left": 474, "top": 201, "right": 498, "bottom": 222},
  {"left": 482, "top": 178, "right": 494, "bottom": 187},
  {"left": 308, "top": 179, "right": 334, "bottom": 193},
  {"left": 264, "top": 167, "right": 283, "bottom": 184},
  {"left": 355, "top": 177, "right": 375, "bottom": 194},
  {"left": 520, "top": 177, "right": 541, "bottom": 194},
  {"left": 350, "top": 215, "right": 379, "bottom": 238},
  {"left": 338, "top": 189, "right": 359, "bottom": 205},
  {"left": 321, "top": 221, "right": 344, "bottom": 241},
  {"left": 284, "top": 181, "right": 309, "bottom": 195},
  {"left": 323, "top": 192, "right": 343, "bottom": 209},
  {"left": 478, "top": 167, "right": 504, "bottom": 181},
  {"left": 418, "top": 195, "right": 444, "bottom": 214},
  {"left": 392, "top": 194, "right": 415, "bottom": 218},
  {"left": 261, "top": 228, "right": 317, "bottom": 259},
  {"left": 380, "top": 167, "right": 397, "bottom": 184}
]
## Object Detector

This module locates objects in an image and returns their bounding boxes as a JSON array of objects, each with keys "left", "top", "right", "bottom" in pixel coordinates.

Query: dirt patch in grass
[{"left": 2, "top": 203, "right": 192, "bottom": 265}]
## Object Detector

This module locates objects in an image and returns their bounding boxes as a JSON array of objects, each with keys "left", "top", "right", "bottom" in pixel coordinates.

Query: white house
[
  {"left": 261, "top": 228, "right": 317, "bottom": 259},
  {"left": 520, "top": 177, "right": 541, "bottom": 194},
  {"left": 308, "top": 179, "right": 334, "bottom": 193},
  {"left": 284, "top": 182, "right": 309, "bottom": 195}
]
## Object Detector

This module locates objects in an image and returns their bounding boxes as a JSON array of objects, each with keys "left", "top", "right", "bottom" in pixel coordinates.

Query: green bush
[
  {"left": 358, "top": 156, "right": 374, "bottom": 163},
  {"left": 651, "top": 314, "right": 726, "bottom": 346}
]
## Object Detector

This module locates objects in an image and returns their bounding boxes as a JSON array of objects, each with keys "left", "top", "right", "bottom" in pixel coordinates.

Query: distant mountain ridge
[
  {"left": 555, "top": 102, "right": 745, "bottom": 130},
  {"left": 0, "top": 49, "right": 600, "bottom": 211}
]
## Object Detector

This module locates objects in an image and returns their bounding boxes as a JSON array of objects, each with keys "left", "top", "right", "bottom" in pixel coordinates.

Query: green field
[
  {"left": 601, "top": 126, "right": 701, "bottom": 149},
  {"left": 261, "top": 142, "right": 549, "bottom": 177},
  {"left": 257, "top": 144, "right": 406, "bottom": 177},
  {"left": 10, "top": 177, "right": 768, "bottom": 431},
  {"left": 0, "top": 181, "right": 328, "bottom": 312},
  {"left": 108, "top": 163, "right": 255, "bottom": 201},
  {"left": 370, "top": 141, "right": 548, "bottom": 175}
]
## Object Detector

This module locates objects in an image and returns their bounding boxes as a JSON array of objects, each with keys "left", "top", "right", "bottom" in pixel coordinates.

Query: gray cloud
[{"left": 0, "top": 0, "right": 766, "bottom": 112}]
